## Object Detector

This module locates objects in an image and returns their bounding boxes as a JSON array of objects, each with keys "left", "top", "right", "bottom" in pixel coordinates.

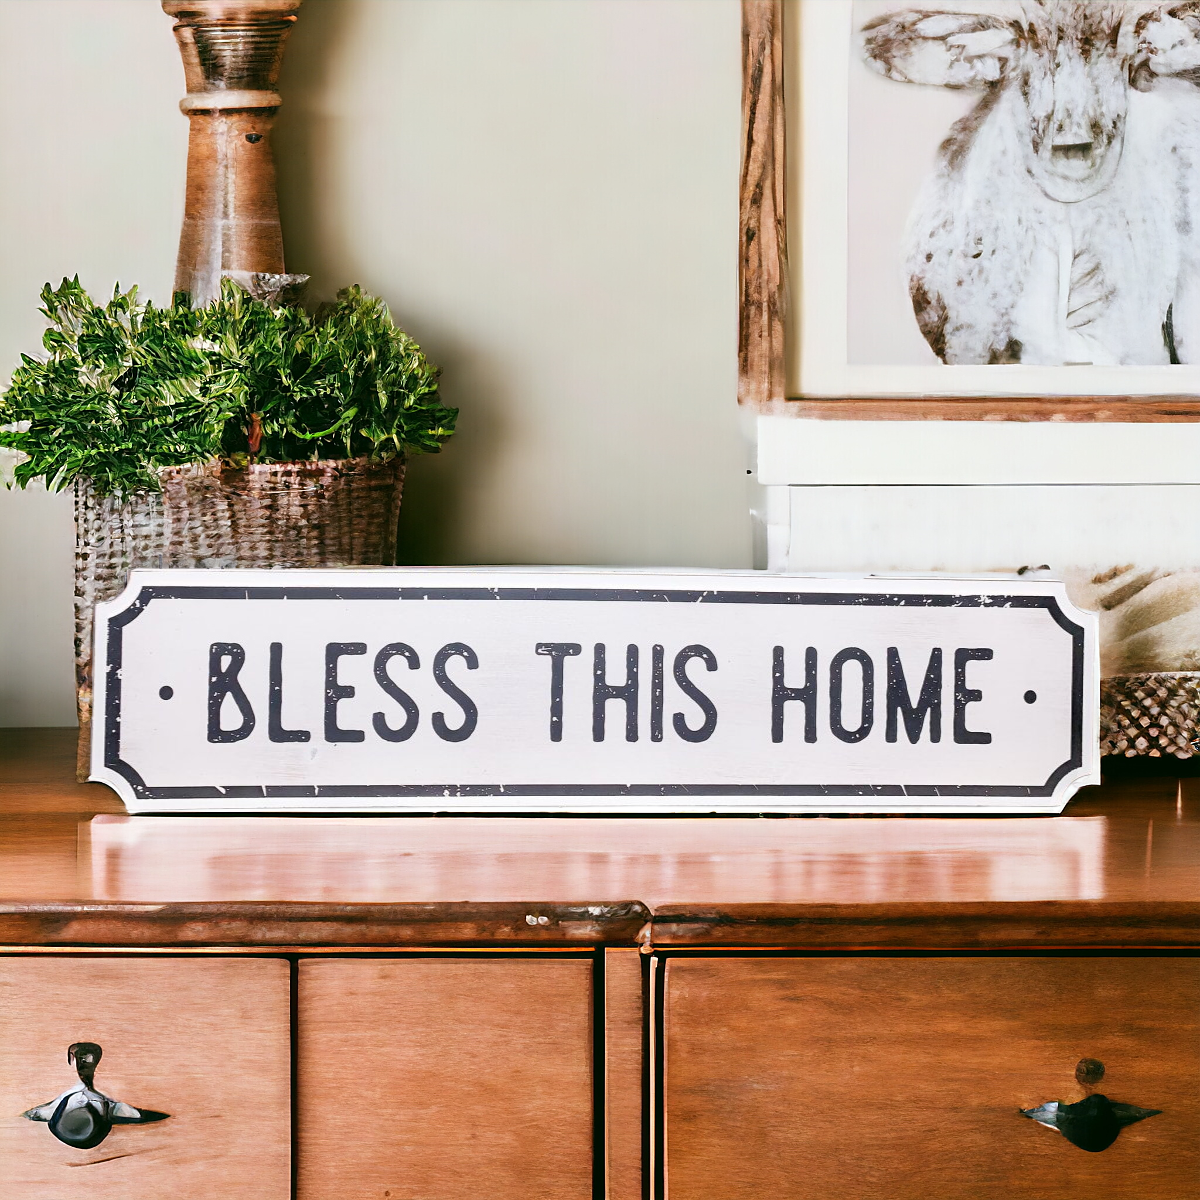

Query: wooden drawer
[
  {"left": 0, "top": 956, "right": 291, "bottom": 1200},
  {"left": 664, "top": 956, "right": 1200, "bottom": 1200},
  {"left": 297, "top": 956, "right": 596, "bottom": 1200}
]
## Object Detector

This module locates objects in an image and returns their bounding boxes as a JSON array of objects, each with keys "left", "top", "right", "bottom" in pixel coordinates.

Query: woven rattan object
[
  {"left": 1100, "top": 672, "right": 1200, "bottom": 761},
  {"left": 74, "top": 457, "right": 404, "bottom": 778}
]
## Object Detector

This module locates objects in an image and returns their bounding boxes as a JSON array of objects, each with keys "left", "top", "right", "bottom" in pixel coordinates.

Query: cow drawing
[{"left": 861, "top": 1, "right": 1200, "bottom": 365}]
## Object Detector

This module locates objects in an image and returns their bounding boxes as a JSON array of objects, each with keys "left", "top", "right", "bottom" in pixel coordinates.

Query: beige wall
[{"left": 0, "top": 0, "right": 749, "bottom": 727}]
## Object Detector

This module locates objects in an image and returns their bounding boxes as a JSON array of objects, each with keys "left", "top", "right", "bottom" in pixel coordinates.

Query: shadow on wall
[
  {"left": 267, "top": 0, "right": 748, "bottom": 572},
  {"left": 273, "top": 0, "right": 498, "bottom": 567}
]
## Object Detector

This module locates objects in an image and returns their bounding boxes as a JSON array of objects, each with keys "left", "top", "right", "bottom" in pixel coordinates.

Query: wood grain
[
  {"left": 664, "top": 956, "right": 1200, "bottom": 1200},
  {"left": 782, "top": 396, "right": 1200, "bottom": 422},
  {"left": 0, "top": 956, "right": 290, "bottom": 1199},
  {"left": 0, "top": 728, "right": 122, "bottom": 814},
  {"left": 0, "top": 901, "right": 649, "bottom": 948},
  {"left": 739, "top": 0, "right": 788, "bottom": 408},
  {"left": 297, "top": 957, "right": 594, "bottom": 1200},
  {"left": 651, "top": 901, "right": 1200, "bottom": 949},
  {"left": 5, "top": 732, "right": 1200, "bottom": 951},
  {"left": 605, "top": 948, "right": 645, "bottom": 1200},
  {"left": 163, "top": 0, "right": 302, "bottom": 305},
  {"left": 0, "top": 817, "right": 85, "bottom": 900}
]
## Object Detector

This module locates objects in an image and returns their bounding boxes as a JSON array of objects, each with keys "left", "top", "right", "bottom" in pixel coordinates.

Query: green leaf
[{"left": 0, "top": 278, "right": 456, "bottom": 494}]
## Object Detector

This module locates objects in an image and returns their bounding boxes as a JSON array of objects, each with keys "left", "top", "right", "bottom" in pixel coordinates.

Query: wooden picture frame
[
  {"left": 738, "top": 0, "right": 1200, "bottom": 421},
  {"left": 739, "top": 0, "right": 788, "bottom": 411}
]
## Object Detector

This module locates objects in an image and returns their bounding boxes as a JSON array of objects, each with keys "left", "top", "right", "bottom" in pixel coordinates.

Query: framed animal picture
[
  {"left": 742, "top": 0, "right": 1200, "bottom": 765},
  {"left": 748, "top": 0, "right": 1200, "bottom": 401}
]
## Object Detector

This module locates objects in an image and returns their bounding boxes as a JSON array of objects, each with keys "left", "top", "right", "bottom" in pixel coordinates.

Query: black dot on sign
[
  {"left": 1023, "top": 690, "right": 1037, "bottom": 704},
  {"left": 245, "top": 133, "right": 262, "bottom": 143},
  {"left": 159, "top": 686, "right": 174, "bottom": 700}
]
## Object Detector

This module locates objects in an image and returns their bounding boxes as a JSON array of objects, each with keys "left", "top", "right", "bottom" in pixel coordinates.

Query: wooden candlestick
[{"left": 162, "top": 0, "right": 306, "bottom": 305}]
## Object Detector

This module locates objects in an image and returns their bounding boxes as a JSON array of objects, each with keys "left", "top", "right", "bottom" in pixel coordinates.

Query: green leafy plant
[{"left": 0, "top": 277, "right": 456, "bottom": 495}]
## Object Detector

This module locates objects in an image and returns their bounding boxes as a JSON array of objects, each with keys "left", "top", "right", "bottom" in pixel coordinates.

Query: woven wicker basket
[
  {"left": 74, "top": 456, "right": 405, "bottom": 778},
  {"left": 1100, "top": 672, "right": 1200, "bottom": 762}
]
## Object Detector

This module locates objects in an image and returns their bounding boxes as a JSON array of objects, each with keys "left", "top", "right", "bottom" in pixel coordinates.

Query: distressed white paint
[{"left": 91, "top": 568, "right": 1098, "bottom": 814}]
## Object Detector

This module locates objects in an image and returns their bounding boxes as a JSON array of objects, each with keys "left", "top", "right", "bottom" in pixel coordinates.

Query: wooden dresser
[{"left": 3, "top": 728, "right": 1198, "bottom": 1199}]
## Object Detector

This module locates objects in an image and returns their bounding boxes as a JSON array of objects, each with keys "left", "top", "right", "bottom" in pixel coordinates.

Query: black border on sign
[{"left": 102, "top": 585, "right": 1087, "bottom": 801}]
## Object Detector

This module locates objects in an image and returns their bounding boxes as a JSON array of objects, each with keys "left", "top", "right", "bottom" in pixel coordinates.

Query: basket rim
[
  {"left": 73, "top": 455, "right": 406, "bottom": 496},
  {"left": 157, "top": 454, "right": 404, "bottom": 477},
  {"left": 1102, "top": 671, "right": 1200, "bottom": 683}
]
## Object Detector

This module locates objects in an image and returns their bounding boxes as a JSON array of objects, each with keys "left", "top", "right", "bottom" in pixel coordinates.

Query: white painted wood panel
[
  {"left": 758, "top": 418, "right": 1200, "bottom": 485},
  {"left": 777, "top": 485, "right": 1200, "bottom": 573}
]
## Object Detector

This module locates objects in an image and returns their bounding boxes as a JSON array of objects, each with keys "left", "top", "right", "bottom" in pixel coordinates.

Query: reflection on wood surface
[
  {"left": 5, "top": 731, "right": 1200, "bottom": 914},
  {"left": 86, "top": 814, "right": 1105, "bottom": 905}
]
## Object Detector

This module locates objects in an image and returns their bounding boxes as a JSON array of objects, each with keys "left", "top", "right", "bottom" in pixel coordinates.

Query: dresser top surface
[{"left": 4, "top": 727, "right": 1198, "bottom": 914}]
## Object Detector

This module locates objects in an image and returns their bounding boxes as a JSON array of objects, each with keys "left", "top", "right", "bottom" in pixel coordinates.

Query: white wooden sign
[{"left": 91, "top": 569, "right": 1098, "bottom": 814}]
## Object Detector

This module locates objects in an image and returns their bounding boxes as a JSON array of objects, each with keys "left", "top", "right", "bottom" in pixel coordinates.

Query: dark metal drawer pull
[
  {"left": 21, "top": 1043, "right": 170, "bottom": 1149},
  {"left": 1021, "top": 1059, "right": 1161, "bottom": 1153}
]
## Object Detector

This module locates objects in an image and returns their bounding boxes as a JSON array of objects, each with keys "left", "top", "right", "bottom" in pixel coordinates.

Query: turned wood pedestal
[{"left": 3, "top": 728, "right": 1199, "bottom": 1199}]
